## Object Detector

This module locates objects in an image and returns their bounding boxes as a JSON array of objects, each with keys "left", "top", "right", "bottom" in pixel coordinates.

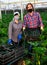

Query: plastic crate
[
  {"left": 14, "top": 46, "right": 25, "bottom": 58},
  {"left": 0, "top": 46, "right": 15, "bottom": 65},
  {"left": 9, "top": 45, "right": 25, "bottom": 59},
  {"left": 0, "top": 45, "right": 25, "bottom": 65}
]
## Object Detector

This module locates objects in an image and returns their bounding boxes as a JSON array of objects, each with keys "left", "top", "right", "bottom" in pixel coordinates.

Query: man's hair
[{"left": 26, "top": 3, "right": 34, "bottom": 11}]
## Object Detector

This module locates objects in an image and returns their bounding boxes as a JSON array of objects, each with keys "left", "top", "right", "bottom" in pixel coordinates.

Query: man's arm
[
  {"left": 23, "top": 15, "right": 27, "bottom": 31},
  {"left": 38, "top": 12, "right": 44, "bottom": 31}
]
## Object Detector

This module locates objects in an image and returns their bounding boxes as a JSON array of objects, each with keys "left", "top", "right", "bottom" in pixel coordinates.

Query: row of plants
[{"left": 0, "top": 13, "right": 13, "bottom": 44}]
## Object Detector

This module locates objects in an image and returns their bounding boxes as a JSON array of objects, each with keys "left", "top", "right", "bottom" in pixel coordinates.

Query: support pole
[
  {"left": 0, "top": 4, "right": 2, "bottom": 20},
  {"left": 21, "top": 0, "right": 23, "bottom": 21}
]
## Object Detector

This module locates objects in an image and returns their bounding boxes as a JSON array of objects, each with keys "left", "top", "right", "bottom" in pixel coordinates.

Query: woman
[
  {"left": 23, "top": 3, "right": 44, "bottom": 41},
  {"left": 8, "top": 12, "right": 22, "bottom": 45}
]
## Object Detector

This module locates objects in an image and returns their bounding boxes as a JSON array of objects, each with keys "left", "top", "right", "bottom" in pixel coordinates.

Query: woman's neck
[{"left": 15, "top": 20, "right": 19, "bottom": 24}]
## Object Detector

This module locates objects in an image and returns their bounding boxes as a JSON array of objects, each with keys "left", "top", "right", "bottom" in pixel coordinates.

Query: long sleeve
[
  {"left": 23, "top": 15, "right": 27, "bottom": 27},
  {"left": 38, "top": 12, "right": 44, "bottom": 27},
  {"left": 8, "top": 22, "right": 13, "bottom": 39}
]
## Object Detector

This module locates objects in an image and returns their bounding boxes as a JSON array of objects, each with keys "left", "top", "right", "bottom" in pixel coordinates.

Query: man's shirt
[{"left": 23, "top": 12, "right": 43, "bottom": 28}]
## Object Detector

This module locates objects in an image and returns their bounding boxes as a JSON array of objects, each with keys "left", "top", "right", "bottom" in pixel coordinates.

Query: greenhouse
[{"left": 0, "top": 0, "right": 47, "bottom": 65}]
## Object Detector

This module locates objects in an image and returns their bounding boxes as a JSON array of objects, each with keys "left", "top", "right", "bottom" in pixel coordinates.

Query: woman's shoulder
[
  {"left": 19, "top": 20, "right": 23, "bottom": 24},
  {"left": 9, "top": 21, "right": 13, "bottom": 26}
]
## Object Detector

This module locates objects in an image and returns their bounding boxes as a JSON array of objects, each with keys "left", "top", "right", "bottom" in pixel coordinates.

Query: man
[{"left": 23, "top": 3, "right": 44, "bottom": 41}]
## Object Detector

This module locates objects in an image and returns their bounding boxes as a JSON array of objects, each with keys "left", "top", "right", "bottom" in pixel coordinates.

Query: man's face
[
  {"left": 27, "top": 4, "right": 33, "bottom": 13},
  {"left": 27, "top": 4, "right": 33, "bottom": 10}
]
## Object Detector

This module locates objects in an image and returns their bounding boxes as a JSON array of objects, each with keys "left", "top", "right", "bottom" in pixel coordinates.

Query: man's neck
[{"left": 29, "top": 11, "right": 34, "bottom": 16}]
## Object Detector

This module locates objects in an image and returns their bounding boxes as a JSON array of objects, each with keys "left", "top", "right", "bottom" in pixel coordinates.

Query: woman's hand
[{"left": 8, "top": 39, "right": 13, "bottom": 45}]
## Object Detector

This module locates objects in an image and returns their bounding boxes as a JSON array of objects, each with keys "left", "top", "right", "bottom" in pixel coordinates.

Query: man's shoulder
[
  {"left": 34, "top": 12, "right": 40, "bottom": 15},
  {"left": 24, "top": 13, "right": 29, "bottom": 18}
]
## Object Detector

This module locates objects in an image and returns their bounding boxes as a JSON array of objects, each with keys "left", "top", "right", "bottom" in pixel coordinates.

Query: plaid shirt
[{"left": 23, "top": 12, "right": 43, "bottom": 28}]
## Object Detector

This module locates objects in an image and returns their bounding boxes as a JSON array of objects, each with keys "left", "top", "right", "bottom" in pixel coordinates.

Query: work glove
[
  {"left": 17, "top": 34, "right": 22, "bottom": 41},
  {"left": 17, "top": 34, "right": 22, "bottom": 46},
  {"left": 41, "top": 26, "right": 44, "bottom": 31},
  {"left": 8, "top": 39, "right": 13, "bottom": 45}
]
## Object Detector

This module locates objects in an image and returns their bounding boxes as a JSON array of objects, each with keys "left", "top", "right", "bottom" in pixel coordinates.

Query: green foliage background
[{"left": 0, "top": 10, "right": 47, "bottom": 44}]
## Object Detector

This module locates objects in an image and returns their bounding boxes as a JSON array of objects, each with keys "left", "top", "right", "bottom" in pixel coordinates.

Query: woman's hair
[
  {"left": 14, "top": 12, "right": 20, "bottom": 16},
  {"left": 26, "top": 3, "right": 34, "bottom": 11}
]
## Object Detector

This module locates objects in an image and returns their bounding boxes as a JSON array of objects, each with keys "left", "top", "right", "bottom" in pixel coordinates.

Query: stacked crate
[
  {"left": 0, "top": 46, "right": 15, "bottom": 65},
  {"left": 0, "top": 45, "right": 25, "bottom": 65}
]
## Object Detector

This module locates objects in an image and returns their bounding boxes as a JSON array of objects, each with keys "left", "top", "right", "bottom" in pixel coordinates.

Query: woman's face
[
  {"left": 14, "top": 15, "right": 19, "bottom": 23},
  {"left": 14, "top": 15, "right": 19, "bottom": 20}
]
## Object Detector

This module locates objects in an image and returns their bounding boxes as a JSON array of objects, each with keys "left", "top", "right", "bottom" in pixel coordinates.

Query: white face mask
[{"left": 14, "top": 16, "right": 19, "bottom": 20}]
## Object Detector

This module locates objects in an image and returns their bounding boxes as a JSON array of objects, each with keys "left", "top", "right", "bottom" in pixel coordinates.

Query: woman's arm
[{"left": 8, "top": 22, "right": 13, "bottom": 39}]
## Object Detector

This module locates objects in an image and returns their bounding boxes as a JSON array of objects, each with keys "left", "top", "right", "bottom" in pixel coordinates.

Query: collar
[
  {"left": 28, "top": 11, "right": 34, "bottom": 16},
  {"left": 13, "top": 21, "right": 20, "bottom": 24}
]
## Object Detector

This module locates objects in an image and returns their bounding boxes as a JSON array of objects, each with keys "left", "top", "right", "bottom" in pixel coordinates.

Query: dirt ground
[{"left": 11, "top": 59, "right": 26, "bottom": 65}]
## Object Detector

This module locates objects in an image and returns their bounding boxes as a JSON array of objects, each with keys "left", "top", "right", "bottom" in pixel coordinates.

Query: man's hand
[
  {"left": 41, "top": 26, "right": 44, "bottom": 31},
  {"left": 23, "top": 27, "right": 25, "bottom": 31}
]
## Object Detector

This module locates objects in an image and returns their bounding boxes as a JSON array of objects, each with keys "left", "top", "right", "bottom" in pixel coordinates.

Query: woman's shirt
[{"left": 8, "top": 21, "right": 22, "bottom": 42}]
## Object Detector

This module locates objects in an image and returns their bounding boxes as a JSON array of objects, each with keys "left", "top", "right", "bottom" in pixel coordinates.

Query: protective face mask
[
  {"left": 27, "top": 9, "right": 33, "bottom": 13},
  {"left": 14, "top": 16, "right": 19, "bottom": 20}
]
